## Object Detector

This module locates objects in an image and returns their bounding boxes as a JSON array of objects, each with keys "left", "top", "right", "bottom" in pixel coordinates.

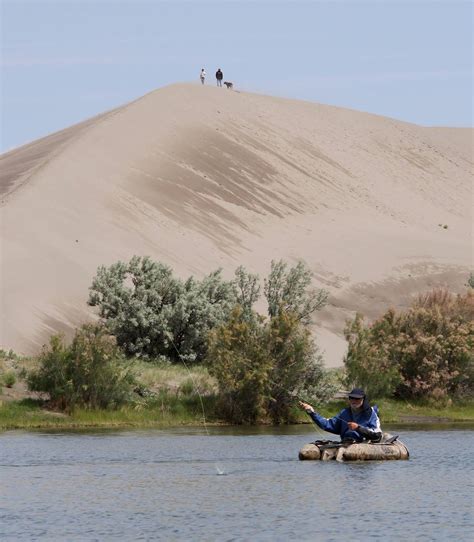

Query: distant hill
[{"left": 1, "top": 83, "right": 471, "bottom": 364}]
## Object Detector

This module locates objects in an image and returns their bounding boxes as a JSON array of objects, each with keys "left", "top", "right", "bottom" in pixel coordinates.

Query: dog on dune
[{"left": 223, "top": 81, "right": 233, "bottom": 89}]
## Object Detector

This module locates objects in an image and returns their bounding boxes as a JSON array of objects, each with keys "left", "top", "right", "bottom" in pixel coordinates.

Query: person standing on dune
[
  {"left": 215, "top": 68, "right": 223, "bottom": 87},
  {"left": 200, "top": 68, "right": 206, "bottom": 85}
]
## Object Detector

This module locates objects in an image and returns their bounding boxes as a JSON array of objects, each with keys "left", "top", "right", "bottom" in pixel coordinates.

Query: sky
[{"left": 1, "top": 0, "right": 472, "bottom": 152}]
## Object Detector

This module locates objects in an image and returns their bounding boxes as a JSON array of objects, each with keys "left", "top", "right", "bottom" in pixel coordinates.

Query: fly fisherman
[{"left": 299, "top": 388, "right": 382, "bottom": 443}]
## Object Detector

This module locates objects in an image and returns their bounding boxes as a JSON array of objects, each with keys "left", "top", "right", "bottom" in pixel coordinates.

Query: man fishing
[{"left": 299, "top": 388, "right": 382, "bottom": 443}]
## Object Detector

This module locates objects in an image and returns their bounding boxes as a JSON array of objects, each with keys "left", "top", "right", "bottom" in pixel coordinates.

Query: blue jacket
[{"left": 308, "top": 403, "right": 382, "bottom": 442}]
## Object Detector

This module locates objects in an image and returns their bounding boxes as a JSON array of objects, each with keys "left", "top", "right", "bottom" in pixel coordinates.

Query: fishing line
[
  {"left": 168, "top": 336, "right": 226, "bottom": 475},
  {"left": 169, "top": 334, "right": 333, "bottom": 447},
  {"left": 169, "top": 336, "right": 210, "bottom": 437}
]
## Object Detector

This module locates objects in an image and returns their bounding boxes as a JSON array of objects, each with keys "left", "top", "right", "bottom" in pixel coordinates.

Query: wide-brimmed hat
[{"left": 348, "top": 388, "right": 365, "bottom": 399}]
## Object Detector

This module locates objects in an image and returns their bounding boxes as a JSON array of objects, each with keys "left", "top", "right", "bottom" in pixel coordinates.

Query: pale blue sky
[{"left": 1, "top": 0, "right": 472, "bottom": 152}]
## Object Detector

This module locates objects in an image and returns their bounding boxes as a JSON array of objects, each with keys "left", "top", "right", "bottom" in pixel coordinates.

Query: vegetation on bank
[
  {"left": 1, "top": 396, "right": 473, "bottom": 431},
  {"left": 344, "top": 288, "right": 473, "bottom": 401},
  {"left": 0, "top": 259, "right": 472, "bottom": 430},
  {"left": 1, "top": 352, "right": 473, "bottom": 430},
  {"left": 35, "top": 258, "right": 333, "bottom": 424},
  {"left": 0, "top": 354, "right": 221, "bottom": 429}
]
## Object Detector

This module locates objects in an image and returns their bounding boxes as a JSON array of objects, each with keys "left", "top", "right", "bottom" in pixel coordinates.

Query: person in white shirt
[{"left": 200, "top": 68, "right": 206, "bottom": 85}]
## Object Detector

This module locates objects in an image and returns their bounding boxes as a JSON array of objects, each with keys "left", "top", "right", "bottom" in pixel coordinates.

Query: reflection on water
[{"left": 1, "top": 426, "right": 473, "bottom": 541}]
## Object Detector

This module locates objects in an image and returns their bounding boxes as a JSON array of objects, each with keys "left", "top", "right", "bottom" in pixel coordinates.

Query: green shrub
[
  {"left": 207, "top": 307, "right": 335, "bottom": 424},
  {"left": 205, "top": 260, "right": 331, "bottom": 423},
  {"left": 88, "top": 257, "right": 328, "bottom": 366},
  {"left": 265, "top": 309, "right": 334, "bottom": 423},
  {"left": 88, "top": 256, "right": 236, "bottom": 362},
  {"left": 28, "top": 324, "right": 135, "bottom": 411},
  {"left": 233, "top": 265, "right": 261, "bottom": 321},
  {"left": 344, "top": 312, "right": 402, "bottom": 399},
  {"left": 207, "top": 307, "right": 270, "bottom": 423},
  {"left": 178, "top": 378, "right": 196, "bottom": 397},
  {"left": 344, "top": 289, "right": 474, "bottom": 400},
  {"left": 0, "top": 349, "right": 20, "bottom": 361},
  {"left": 2, "top": 371, "right": 16, "bottom": 388}
]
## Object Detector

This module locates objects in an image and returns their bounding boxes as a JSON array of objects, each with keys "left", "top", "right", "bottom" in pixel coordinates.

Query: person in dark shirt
[{"left": 215, "top": 68, "right": 223, "bottom": 87}]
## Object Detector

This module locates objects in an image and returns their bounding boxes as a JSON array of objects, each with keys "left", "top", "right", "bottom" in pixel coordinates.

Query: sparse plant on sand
[
  {"left": 2, "top": 371, "right": 16, "bottom": 388},
  {"left": 467, "top": 272, "right": 474, "bottom": 289},
  {"left": 264, "top": 260, "right": 328, "bottom": 324}
]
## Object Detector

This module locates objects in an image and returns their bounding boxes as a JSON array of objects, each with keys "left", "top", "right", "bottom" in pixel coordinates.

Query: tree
[
  {"left": 265, "top": 310, "right": 329, "bottom": 423},
  {"left": 344, "top": 312, "right": 402, "bottom": 398},
  {"left": 207, "top": 307, "right": 270, "bottom": 423},
  {"left": 207, "top": 307, "right": 334, "bottom": 424},
  {"left": 233, "top": 265, "right": 261, "bottom": 321},
  {"left": 264, "top": 260, "right": 328, "bottom": 324},
  {"left": 206, "top": 259, "right": 332, "bottom": 423},
  {"left": 88, "top": 256, "right": 236, "bottom": 362}
]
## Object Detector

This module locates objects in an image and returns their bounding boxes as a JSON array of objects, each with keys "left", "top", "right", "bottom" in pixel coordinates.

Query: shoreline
[{"left": 1, "top": 398, "right": 473, "bottom": 432}]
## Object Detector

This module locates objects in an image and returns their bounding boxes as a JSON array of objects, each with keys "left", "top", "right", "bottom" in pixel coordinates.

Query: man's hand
[
  {"left": 298, "top": 401, "right": 314, "bottom": 413},
  {"left": 347, "top": 421, "right": 359, "bottom": 430}
]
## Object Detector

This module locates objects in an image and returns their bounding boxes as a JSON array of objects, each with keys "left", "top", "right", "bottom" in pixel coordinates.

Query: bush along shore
[{"left": 1, "top": 258, "right": 473, "bottom": 430}]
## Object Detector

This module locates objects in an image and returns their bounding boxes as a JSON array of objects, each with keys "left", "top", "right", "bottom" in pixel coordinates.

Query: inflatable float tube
[{"left": 299, "top": 434, "right": 409, "bottom": 461}]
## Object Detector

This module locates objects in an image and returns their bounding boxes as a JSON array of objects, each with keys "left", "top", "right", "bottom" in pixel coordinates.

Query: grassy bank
[
  {"left": 0, "top": 394, "right": 220, "bottom": 430},
  {"left": 1, "top": 352, "right": 473, "bottom": 431},
  {"left": 0, "top": 355, "right": 221, "bottom": 430},
  {"left": 1, "top": 396, "right": 473, "bottom": 431}
]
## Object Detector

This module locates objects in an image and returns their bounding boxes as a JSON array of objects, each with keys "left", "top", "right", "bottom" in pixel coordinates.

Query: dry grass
[{"left": 134, "top": 360, "right": 218, "bottom": 396}]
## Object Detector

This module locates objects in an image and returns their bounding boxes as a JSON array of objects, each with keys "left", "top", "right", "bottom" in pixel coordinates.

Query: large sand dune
[{"left": 0, "top": 83, "right": 472, "bottom": 364}]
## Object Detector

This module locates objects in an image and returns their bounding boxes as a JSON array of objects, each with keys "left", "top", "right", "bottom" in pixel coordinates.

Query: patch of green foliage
[
  {"left": 2, "top": 371, "right": 16, "bottom": 388},
  {"left": 0, "top": 393, "right": 220, "bottom": 430},
  {"left": 344, "top": 288, "right": 474, "bottom": 401},
  {"left": 206, "top": 260, "right": 334, "bottom": 424},
  {"left": 207, "top": 307, "right": 335, "bottom": 424},
  {"left": 28, "top": 324, "right": 136, "bottom": 411},
  {"left": 264, "top": 260, "right": 328, "bottom": 323},
  {"left": 88, "top": 256, "right": 237, "bottom": 362},
  {"left": 88, "top": 257, "right": 329, "bottom": 367},
  {"left": 134, "top": 359, "right": 217, "bottom": 396},
  {"left": 0, "top": 399, "right": 66, "bottom": 429}
]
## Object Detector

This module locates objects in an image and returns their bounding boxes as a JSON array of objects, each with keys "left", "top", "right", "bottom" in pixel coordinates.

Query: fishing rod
[
  {"left": 168, "top": 333, "right": 338, "bottom": 439},
  {"left": 222, "top": 355, "right": 341, "bottom": 438}
]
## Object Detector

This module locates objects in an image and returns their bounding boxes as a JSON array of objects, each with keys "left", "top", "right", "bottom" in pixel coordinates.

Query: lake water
[{"left": 1, "top": 426, "right": 473, "bottom": 541}]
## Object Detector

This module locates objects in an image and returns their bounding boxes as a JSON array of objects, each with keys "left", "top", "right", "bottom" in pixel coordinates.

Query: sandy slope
[{"left": 0, "top": 83, "right": 472, "bottom": 364}]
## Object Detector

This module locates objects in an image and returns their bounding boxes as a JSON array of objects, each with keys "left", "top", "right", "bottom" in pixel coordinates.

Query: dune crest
[{"left": 1, "top": 83, "right": 471, "bottom": 363}]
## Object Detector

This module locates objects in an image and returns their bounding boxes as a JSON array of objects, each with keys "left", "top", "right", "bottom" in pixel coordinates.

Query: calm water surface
[{"left": 1, "top": 426, "right": 473, "bottom": 541}]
